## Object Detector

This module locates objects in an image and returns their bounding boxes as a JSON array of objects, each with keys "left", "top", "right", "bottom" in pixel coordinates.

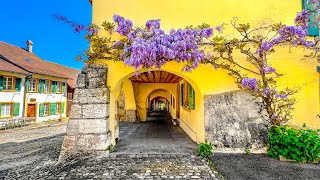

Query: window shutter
[
  {"left": 0, "top": 76, "right": 3, "bottom": 91},
  {"left": 188, "top": 84, "right": 195, "bottom": 110},
  {"left": 13, "top": 103, "right": 20, "bottom": 116},
  {"left": 52, "top": 81, "right": 56, "bottom": 93},
  {"left": 61, "top": 102, "right": 65, "bottom": 114},
  {"left": 26, "top": 79, "right": 30, "bottom": 92},
  {"left": 303, "top": 0, "right": 319, "bottom": 36},
  {"left": 15, "top": 78, "right": 22, "bottom": 92},
  {"left": 38, "top": 79, "right": 45, "bottom": 93},
  {"left": 62, "top": 82, "right": 67, "bottom": 95},
  {"left": 50, "top": 103, "right": 56, "bottom": 115},
  {"left": 180, "top": 84, "right": 184, "bottom": 106},
  {"left": 39, "top": 103, "right": 44, "bottom": 117},
  {"left": 0, "top": 103, "right": 2, "bottom": 117}
]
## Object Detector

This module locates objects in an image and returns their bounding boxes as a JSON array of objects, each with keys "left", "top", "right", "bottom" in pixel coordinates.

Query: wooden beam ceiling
[{"left": 129, "top": 71, "right": 182, "bottom": 83}]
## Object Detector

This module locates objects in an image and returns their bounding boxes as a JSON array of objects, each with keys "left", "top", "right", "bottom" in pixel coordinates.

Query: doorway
[{"left": 27, "top": 104, "right": 36, "bottom": 117}]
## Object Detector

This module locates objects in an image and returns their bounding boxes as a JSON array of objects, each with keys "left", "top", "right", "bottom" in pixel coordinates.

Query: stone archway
[{"left": 60, "top": 65, "right": 111, "bottom": 158}]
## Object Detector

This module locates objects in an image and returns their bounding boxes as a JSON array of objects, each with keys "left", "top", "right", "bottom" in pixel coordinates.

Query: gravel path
[{"left": 210, "top": 153, "right": 320, "bottom": 180}]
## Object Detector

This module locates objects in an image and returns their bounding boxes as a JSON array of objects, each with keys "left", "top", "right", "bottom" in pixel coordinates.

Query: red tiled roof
[
  {"left": 0, "top": 58, "right": 30, "bottom": 75},
  {"left": 0, "top": 41, "right": 81, "bottom": 88}
]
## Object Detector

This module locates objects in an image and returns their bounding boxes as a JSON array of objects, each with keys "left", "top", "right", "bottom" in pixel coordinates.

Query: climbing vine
[{"left": 55, "top": 0, "right": 320, "bottom": 126}]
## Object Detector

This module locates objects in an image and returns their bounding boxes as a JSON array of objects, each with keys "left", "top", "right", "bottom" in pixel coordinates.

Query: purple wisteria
[
  {"left": 241, "top": 78, "right": 259, "bottom": 92},
  {"left": 112, "top": 15, "right": 214, "bottom": 70}
]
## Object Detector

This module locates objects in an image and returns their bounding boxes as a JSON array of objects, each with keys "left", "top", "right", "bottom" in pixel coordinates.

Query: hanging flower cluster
[{"left": 112, "top": 15, "right": 214, "bottom": 70}]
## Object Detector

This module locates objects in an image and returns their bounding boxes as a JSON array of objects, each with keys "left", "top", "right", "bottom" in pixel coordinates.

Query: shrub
[
  {"left": 198, "top": 140, "right": 213, "bottom": 158},
  {"left": 268, "top": 125, "right": 320, "bottom": 163},
  {"left": 107, "top": 144, "right": 115, "bottom": 153}
]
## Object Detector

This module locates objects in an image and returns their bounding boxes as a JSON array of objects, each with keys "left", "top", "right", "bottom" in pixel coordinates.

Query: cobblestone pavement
[
  {"left": 0, "top": 123, "right": 66, "bottom": 143},
  {"left": 0, "top": 115, "right": 220, "bottom": 179}
]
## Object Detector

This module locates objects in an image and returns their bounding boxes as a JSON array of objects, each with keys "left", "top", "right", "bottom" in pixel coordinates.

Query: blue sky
[{"left": 0, "top": 0, "right": 92, "bottom": 70}]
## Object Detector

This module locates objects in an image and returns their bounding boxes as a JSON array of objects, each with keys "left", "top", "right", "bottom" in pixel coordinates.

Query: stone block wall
[
  {"left": 204, "top": 90, "right": 269, "bottom": 152},
  {"left": 60, "top": 65, "right": 111, "bottom": 159}
]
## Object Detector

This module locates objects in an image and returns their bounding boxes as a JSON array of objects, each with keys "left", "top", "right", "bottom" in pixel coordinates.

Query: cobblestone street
[{"left": 0, "top": 120, "right": 220, "bottom": 179}]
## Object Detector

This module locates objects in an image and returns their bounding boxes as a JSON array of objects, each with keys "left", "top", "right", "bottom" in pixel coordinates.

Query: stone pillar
[{"left": 60, "top": 65, "right": 111, "bottom": 159}]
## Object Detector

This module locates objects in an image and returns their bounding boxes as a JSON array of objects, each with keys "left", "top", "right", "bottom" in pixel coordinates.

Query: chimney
[{"left": 26, "top": 40, "right": 33, "bottom": 53}]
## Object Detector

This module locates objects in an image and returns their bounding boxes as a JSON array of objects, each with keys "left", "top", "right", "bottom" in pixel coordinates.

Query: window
[
  {"left": 1, "top": 103, "right": 12, "bottom": 117},
  {"left": 56, "top": 103, "right": 61, "bottom": 114},
  {"left": 3, "top": 77, "right": 14, "bottom": 90},
  {"left": 44, "top": 80, "right": 51, "bottom": 93},
  {"left": 28, "top": 79, "right": 37, "bottom": 92},
  {"left": 56, "top": 82, "right": 61, "bottom": 93},
  {"left": 43, "top": 103, "right": 50, "bottom": 116},
  {"left": 303, "top": 0, "right": 319, "bottom": 36},
  {"left": 180, "top": 82, "right": 195, "bottom": 110}
]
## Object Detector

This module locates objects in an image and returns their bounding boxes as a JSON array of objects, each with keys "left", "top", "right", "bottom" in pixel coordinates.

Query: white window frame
[
  {"left": 1, "top": 103, "right": 12, "bottom": 117},
  {"left": 56, "top": 103, "right": 61, "bottom": 114},
  {"left": 3, "top": 77, "right": 14, "bottom": 90},
  {"left": 43, "top": 103, "right": 49, "bottom": 116},
  {"left": 29, "top": 79, "right": 36, "bottom": 92},
  {"left": 44, "top": 80, "right": 51, "bottom": 93},
  {"left": 56, "top": 82, "right": 61, "bottom": 93}
]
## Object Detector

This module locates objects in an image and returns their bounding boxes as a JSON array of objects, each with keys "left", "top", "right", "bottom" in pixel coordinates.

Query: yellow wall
[
  {"left": 122, "top": 79, "right": 136, "bottom": 110},
  {"left": 92, "top": 0, "right": 320, "bottom": 145}
]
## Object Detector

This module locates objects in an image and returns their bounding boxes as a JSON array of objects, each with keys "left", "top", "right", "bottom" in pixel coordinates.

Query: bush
[
  {"left": 198, "top": 140, "right": 213, "bottom": 158},
  {"left": 268, "top": 125, "right": 320, "bottom": 163}
]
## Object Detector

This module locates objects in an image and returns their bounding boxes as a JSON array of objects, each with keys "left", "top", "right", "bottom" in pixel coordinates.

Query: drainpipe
[{"left": 23, "top": 74, "right": 33, "bottom": 119}]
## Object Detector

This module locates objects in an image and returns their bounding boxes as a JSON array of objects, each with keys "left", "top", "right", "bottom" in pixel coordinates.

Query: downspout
[
  {"left": 23, "top": 74, "right": 33, "bottom": 119},
  {"left": 317, "top": 66, "right": 320, "bottom": 118}
]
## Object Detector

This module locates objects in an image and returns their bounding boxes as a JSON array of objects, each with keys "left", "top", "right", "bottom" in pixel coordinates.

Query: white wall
[
  {"left": 26, "top": 93, "right": 67, "bottom": 122},
  {"left": 0, "top": 77, "right": 26, "bottom": 117}
]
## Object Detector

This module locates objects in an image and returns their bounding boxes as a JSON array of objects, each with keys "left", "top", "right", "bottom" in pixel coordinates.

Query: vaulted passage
[{"left": 115, "top": 111, "right": 197, "bottom": 154}]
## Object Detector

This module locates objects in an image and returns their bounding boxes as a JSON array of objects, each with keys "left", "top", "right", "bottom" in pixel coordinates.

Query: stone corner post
[{"left": 60, "top": 65, "right": 111, "bottom": 159}]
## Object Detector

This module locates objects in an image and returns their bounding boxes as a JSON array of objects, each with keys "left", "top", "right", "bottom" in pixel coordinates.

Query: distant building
[{"left": 0, "top": 41, "right": 80, "bottom": 122}]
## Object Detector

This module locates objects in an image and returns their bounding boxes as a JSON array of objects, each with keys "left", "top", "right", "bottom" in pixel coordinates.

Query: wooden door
[{"left": 27, "top": 104, "right": 36, "bottom": 117}]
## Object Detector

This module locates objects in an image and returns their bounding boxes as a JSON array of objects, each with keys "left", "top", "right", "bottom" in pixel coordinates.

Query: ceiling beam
[{"left": 141, "top": 72, "right": 149, "bottom": 83}]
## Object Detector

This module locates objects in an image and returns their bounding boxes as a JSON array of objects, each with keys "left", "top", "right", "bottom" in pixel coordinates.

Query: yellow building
[{"left": 71, "top": 0, "right": 319, "bottom": 152}]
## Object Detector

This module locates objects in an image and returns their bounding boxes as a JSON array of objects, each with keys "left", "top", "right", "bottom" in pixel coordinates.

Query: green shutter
[
  {"left": 61, "top": 102, "right": 65, "bottom": 114},
  {"left": 52, "top": 81, "right": 56, "bottom": 93},
  {"left": 13, "top": 103, "right": 20, "bottom": 116},
  {"left": 15, "top": 78, "right": 22, "bottom": 92},
  {"left": 0, "top": 103, "right": 2, "bottom": 117},
  {"left": 0, "top": 76, "right": 3, "bottom": 91},
  {"left": 26, "top": 79, "right": 30, "bottom": 92},
  {"left": 188, "top": 84, "right": 195, "bottom": 110},
  {"left": 62, "top": 82, "right": 66, "bottom": 95},
  {"left": 50, "top": 103, "right": 56, "bottom": 115},
  {"left": 303, "top": 0, "right": 319, "bottom": 36},
  {"left": 180, "top": 84, "right": 184, "bottom": 106},
  {"left": 38, "top": 79, "right": 45, "bottom": 93},
  {"left": 39, "top": 103, "right": 44, "bottom": 117}
]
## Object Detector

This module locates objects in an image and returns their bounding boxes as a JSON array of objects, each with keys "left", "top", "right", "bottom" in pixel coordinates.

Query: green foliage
[
  {"left": 245, "top": 148, "right": 251, "bottom": 155},
  {"left": 107, "top": 144, "right": 116, "bottom": 153},
  {"left": 268, "top": 125, "right": 320, "bottom": 163},
  {"left": 198, "top": 140, "right": 213, "bottom": 158}
]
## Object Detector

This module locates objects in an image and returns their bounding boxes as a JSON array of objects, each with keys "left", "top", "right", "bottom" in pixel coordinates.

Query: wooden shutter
[
  {"left": 13, "top": 103, "right": 20, "bottom": 116},
  {"left": 50, "top": 103, "right": 56, "bottom": 115},
  {"left": 39, "top": 103, "right": 44, "bottom": 117},
  {"left": 303, "top": 0, "right": 319, "bottom": 36},
  {"left": 0, "top": 76, "right": 3, "bottom": 90},
  {"left": 61, "top": 102, "right": 65, "bottom": 114},
  {"left": 188, "top": 84, "right": 195, "bottom": 110},
  {"left": 15, "top": 78, "right": 22, "bottom": 92},
  {"left": 38, "top": 79, "right": 45, "bottom": 93},
  {"left": 52, "top": 81, "right": 56, "bottom": 93},
  {"left": 62, "top": 82, "right": 66, "bottom": 95},
  {"left": 180, "top": 84, "right": 184, "bottom": 106},
  {"left": 25, "top": 79, "right": 30, "bottom": 92}
]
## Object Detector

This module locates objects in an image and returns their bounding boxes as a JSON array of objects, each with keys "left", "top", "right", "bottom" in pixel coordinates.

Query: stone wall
[
  {"left": 204, "top": 90, "right": 269, "bottom": 152},
  {"left": 60, "top": 65, "right": 111, "bottom": 159}
]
